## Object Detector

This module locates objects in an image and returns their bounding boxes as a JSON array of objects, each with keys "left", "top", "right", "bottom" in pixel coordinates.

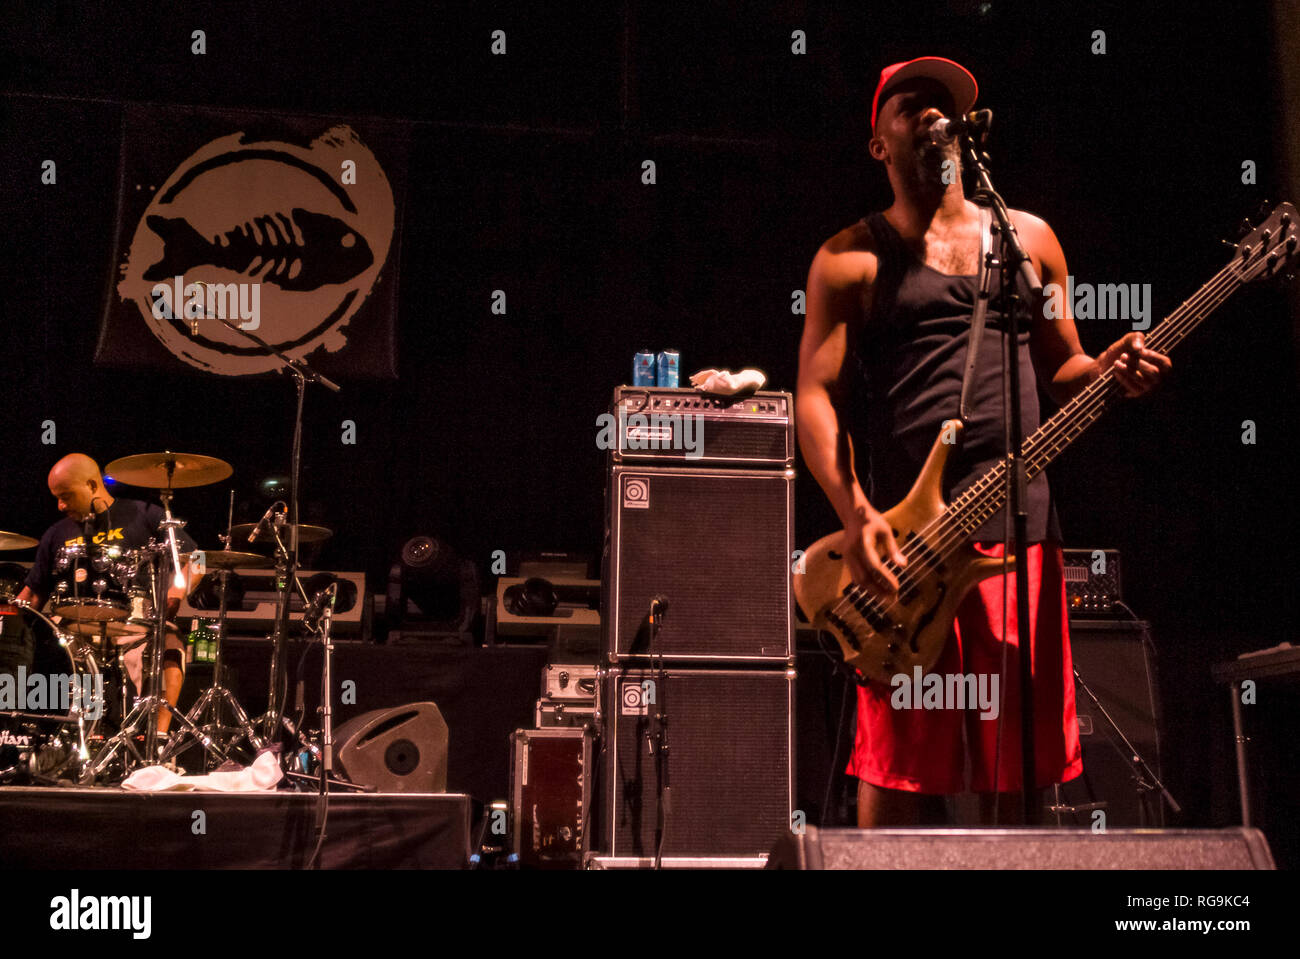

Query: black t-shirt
[{"left": 23, "top": 498, "right": 198, "bottom": 597}]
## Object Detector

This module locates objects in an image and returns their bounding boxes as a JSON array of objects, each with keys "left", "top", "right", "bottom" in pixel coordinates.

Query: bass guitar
[{"left": 793, "top": 203, "right": 1297, "bottom": 685}]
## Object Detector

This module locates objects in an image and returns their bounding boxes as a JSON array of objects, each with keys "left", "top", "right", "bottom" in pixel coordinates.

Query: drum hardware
[
  {"left": 160, "top": 557, "right": 267, "bottom": 768},
  {"left": 250, "top": 507, "right": 325, "bottom": 757},
  {"left": 79, "top": 544, "right": 231, "bottom": 782},
  {"left": 198, "top": 310, "right": 339, "bottom": 778},
  {"left": 282, "top": 579, "right": 367, "bottom": 798},
  {"left": 77, "top": 453, "right": 238, "bottom": 782}
]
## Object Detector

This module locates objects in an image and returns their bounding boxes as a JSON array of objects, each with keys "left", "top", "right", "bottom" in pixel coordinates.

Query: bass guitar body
[{"left": 793, "top": 420, "right": 1012, "bottom": 687}]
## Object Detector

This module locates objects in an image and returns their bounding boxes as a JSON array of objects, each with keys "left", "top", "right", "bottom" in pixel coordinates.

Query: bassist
[{"left": 795, "top": 57, "right": 1170, "bottom": 827}]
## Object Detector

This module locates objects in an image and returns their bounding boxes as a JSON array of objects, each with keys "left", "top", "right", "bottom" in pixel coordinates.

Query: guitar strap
[{"left": 958, "top": 203, "right": 996, "bottom": 424}]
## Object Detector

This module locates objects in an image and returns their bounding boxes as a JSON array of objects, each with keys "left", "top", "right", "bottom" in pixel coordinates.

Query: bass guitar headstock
[{"left": 1228, "top": 201, "right": 1298, "bottom": 284}]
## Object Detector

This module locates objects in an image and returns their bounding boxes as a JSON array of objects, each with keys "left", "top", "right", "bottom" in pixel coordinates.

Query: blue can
[
  {"left": 633, "top": 350, "right": 656, "bottom": 386},
  {"left": 656, "top": 349, "right": 680, "bottom": 388}
]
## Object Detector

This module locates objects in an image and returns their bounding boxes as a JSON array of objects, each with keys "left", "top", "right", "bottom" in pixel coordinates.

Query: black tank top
[{"left": 851, "top": 211, "right": 1060, "bottom": 543}]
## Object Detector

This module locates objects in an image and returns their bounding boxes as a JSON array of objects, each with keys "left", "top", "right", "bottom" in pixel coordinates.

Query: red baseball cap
[{"left": 870, "top": 56, "right": 978, "bottom": 132}]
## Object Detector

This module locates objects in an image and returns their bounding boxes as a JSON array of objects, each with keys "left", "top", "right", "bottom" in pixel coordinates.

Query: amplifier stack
[{"left": 595, "top": 386, "right": 796, "bottom": 866}]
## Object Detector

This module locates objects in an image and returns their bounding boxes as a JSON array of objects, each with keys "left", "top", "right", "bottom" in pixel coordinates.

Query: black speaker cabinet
[
  {"left": 600, "top": 666, "right": 794, "bottom": 858},
  {"left": 605, "top": 465, "right": 793, "bottom": 663},
  {"left": 768, "top": 826, "right": 1275, "bottom": 869},
  {"left": 334, "top": 702, "right": 449, "bottom": 793},
  {"left": 1060, "top": 619, "right": 1164, "bottom": 826}
]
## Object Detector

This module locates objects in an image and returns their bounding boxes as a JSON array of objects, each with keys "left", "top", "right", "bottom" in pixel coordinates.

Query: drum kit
[{"left": 0, "top": 450, "right": 338, "bottom": 786}]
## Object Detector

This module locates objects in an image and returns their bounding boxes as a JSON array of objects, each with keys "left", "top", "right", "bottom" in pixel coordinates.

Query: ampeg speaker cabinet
[
  {"left": 609, "top": 387, "right": 793, "bottom": 468},
  {"left": 606, "top": 466, "right": 794, "bottom": 663},
  {"left": 601, "top": 667, "right": 794, "bottom": 859},
  {"left": 511, "top": 726, "right": 593, "bottom": 869},
  {"left": 1059, "top": 619, "right": 1164, "bottom": 826},
  {"left": 334, "top": 702, "right": 449, "bottom": 793},
  {"left": 767, "top": 826, "right": 1275, "bottom": 870}
]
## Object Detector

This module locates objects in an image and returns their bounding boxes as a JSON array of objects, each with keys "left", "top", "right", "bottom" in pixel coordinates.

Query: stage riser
[{"left": 0, "top": 788, "right": 471, "bottom": 869}]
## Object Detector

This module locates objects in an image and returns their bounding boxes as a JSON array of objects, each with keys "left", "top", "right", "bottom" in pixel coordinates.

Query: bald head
[{"left": 48, "top": 453, "right": 112, "bottom": 520}]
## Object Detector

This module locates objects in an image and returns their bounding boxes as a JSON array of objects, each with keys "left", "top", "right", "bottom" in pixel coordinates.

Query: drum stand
[
  {"left": 79, "top": 546, "right": 229, "bottom": 783},
  {"left": 253, "top": 517, "right": 323, "bottom": 764},
  {"left": 159, "top": 567, "right": 265, "bottom": 768}
]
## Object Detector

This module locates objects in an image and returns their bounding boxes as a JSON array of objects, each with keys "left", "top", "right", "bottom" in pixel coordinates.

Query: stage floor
[{"left": 0, "top": 787, "right": 472, "bottom": 869}]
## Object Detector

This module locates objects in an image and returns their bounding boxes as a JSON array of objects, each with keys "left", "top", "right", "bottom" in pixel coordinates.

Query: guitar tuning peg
[
  {"left": 1220, "top": 238, "right": 1239, "bottom": 250},
  {"left": 1238, "top": 217, "right": 1254, "bottom": 238}
]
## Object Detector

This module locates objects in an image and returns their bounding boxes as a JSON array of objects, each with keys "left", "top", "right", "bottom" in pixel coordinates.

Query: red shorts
[{"left": 846, "top": 541, "right": 1083, "bottom": 794}]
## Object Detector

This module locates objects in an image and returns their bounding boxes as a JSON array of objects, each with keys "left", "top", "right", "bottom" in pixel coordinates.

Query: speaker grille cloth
[
  {"left": 614, "top": 470, "right": 789, "bottom": 659},
  {"left": 608, "top": 669, "right": 790, "bottom": 857}
]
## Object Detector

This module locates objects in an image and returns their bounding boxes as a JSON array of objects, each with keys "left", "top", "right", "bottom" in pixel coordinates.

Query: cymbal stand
[
  {"left": 202, "top": 312, "right": 339, "bottom": 754},
  {"left": 80, "top": 546, "right": 229, "bottom": 782},
  {"left": 254, "top": 513, "right": 317, "bottom": 752},
  {"left": 159, "top": 567, "right": 265, "bottom": 768}
]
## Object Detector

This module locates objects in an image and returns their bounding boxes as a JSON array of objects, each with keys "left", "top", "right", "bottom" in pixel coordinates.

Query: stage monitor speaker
[
  {"left": 600, "top": 666, "right": 793, "bottom": 858},
  {"left": 605, "top": 465, "right": 793, "bottom": 663},
  {"left": 767, "top": 826, "right": 1275, "bottom": 869},
  {"left": 1061, "top": 619, "right": 1164, "bottom": 826},
  {"left": 334, "top": 702, "right": 448, "bottom": 793}
]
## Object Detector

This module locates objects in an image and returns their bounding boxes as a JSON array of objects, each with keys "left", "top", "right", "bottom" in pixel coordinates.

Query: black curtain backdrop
[{"left": 3, "top": 1, "right": 1297, "bottom": 846}]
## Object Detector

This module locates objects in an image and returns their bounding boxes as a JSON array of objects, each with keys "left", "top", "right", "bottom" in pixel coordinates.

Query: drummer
[{"left": 13, "top": 453, "right": 198, "bottom": 736}]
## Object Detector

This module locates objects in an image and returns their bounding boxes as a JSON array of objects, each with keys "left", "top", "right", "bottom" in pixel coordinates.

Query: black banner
[{"left": 96, "top": 104, "right": 407, "bottom": 378}]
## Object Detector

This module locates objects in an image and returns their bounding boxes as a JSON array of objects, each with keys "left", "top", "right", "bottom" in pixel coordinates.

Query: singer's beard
[{"left": 908, "top": 137, "right": 961, "bottom": 195}]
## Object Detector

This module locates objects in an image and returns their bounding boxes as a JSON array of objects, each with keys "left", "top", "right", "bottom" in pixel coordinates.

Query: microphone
[
  {"left": 929, "top": 109, "right": 993, "bottom": 144},
  {"left": 248, "top": 502, "right": 285, "bottom": 544},
  {"left": 649, "top": 594, "right": 670, "bottom": 624}
]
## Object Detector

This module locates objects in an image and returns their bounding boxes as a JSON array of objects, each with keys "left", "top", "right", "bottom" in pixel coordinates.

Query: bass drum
[{"left": 0, "top": 605, "right": 103, "bottom": 783}]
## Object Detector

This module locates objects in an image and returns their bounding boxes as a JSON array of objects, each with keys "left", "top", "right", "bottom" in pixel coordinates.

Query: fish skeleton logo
[{"left": 116, "top": 125, "right": 394, "bottom": 375}]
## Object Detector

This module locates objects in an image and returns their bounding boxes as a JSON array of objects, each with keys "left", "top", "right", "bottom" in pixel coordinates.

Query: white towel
[
  {"left": 688, "top": 368, "right": 767, "bottom": 394},
  {"left": 121, "top": 750, "right": 283, "bottom": 792}
]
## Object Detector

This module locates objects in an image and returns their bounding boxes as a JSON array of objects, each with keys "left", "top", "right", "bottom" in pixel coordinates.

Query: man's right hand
[{"left": 842, "top": 507, "right": 907, "bottom": 600}]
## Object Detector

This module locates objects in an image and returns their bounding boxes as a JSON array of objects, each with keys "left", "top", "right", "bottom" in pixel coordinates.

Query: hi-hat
[
  {"left": 230, "top": 523, "right": 333, "bottom": 545},
  {"left": 0, "top": 531, "right": 38, "bottom": 550},
  {"left": 105, "top": 452, "right": 233, "bottom": 489}
]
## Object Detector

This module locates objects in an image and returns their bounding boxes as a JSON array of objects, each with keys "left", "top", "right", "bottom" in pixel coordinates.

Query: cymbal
[
  {"left": 105, "top": 451, "right": 233, "bottom": 489},
  {"left": 0, "top": 531, "right": 38, "bottom": 550},
  {"left": 197, "top": 550, "right": 273, "bottom": 570},
  {"left": 230, "top": 523, "right": 333, "bottom": 545}
]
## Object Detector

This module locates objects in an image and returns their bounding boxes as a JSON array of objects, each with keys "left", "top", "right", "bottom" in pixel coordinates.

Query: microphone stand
[
  {"left": 202, "top": 314, "right": 340, "bottom": 760},
  {"left": 955, "top": 122, "right": 1041, "bottom": 824}
]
